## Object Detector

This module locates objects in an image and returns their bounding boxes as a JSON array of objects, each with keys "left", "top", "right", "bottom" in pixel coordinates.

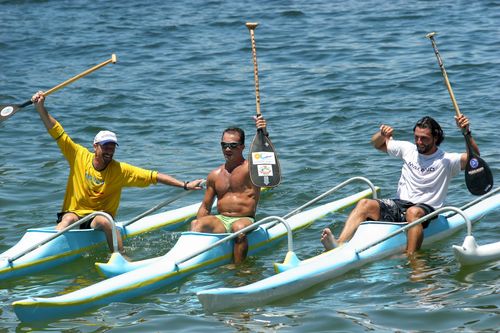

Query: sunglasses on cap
[{"left": 220, "top": 142, "right": 241, "bottom": 149}]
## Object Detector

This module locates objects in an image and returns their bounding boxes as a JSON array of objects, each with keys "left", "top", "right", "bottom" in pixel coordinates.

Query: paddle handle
[
  {"left": 426, "top": 32, "right": 461, "bottom": 117},
  {"left": 43, "top": 54, "right": 117, "bottom": 96},
  {"left": 246, "top": 22, "right": 262, "bottom": 117}
]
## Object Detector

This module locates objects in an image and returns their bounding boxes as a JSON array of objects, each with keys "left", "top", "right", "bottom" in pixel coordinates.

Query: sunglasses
[{"left": 220, "top": 142, "right": 241, "bottom": 149}]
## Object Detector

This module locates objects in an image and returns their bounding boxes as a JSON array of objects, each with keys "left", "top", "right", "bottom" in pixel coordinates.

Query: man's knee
[
  {"left": 91, "top": 216, "right": 113, "bottom": 231},
  {"left": 356, "top": 199, "right": 380, "bottom": 218},
  {"left": 57, "top": 213, "right": 79, "bottom": 230},
  {"left": 190, "top": 219, "right": 200, "bottom": 231},
  {"left": 357, "top": 198, "right": 375, "bottom": 209},
  {"left": 231, "top": 218, "right": 252, "bottom": 233},
  {"left": 56, "top": 221, "right": 70, "bottom": 230},
  {"left": 191, "top": 216, "right": 223, "bottom": 233},
  {"left": 406, "top": 206, "right": 426, "bottom": 221},
  {"left": 191, "top": 216, "right": 211, "bottom": 231}
]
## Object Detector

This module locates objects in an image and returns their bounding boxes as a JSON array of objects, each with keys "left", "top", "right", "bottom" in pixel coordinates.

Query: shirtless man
[{"left": 190, "top": 116, "right": 267, "bottom": 264}]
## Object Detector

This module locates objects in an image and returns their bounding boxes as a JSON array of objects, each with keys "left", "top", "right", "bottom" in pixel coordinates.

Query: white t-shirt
[{"left": 387, "top": 139, "right": 462, "bottom": 208}]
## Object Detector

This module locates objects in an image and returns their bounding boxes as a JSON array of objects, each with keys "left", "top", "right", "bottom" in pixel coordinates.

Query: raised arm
[
  {"left": 371, "top": 124, "right": 394, "bottom": 153},
  {"left": 32, "top": 91, "right": 57, "bottom": 130}
]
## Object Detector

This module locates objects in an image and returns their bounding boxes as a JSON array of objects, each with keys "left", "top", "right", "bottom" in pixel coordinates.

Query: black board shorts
[
  {"left": 376, "top": 199, "right": 435, "bottom": 228},
  {"left": 56, "top": 212, "right": 93, "bottom": 229}
]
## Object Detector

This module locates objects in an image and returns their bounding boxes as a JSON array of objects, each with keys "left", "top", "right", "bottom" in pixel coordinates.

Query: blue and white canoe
[
  {"left": 197, "top": 190, "right": 500, "bottom": 313},
  {"left": 12, "top": 183, "right": 378, "bottom": 322},
  {"left": 0, "top": 197, "right": 201, "bottom": 282}
]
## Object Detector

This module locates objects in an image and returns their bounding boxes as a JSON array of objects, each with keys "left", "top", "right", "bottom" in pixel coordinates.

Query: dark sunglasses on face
[{"left": 220, "top": 142, "right": 241, "bottom": 149}]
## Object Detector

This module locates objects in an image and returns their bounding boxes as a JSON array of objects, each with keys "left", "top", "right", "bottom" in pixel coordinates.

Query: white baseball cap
[{"left": 94, "top": 130, "right": 118, "bottom": 145}]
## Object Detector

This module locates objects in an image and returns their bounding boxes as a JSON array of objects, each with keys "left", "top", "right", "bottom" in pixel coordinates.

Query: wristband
[
  {"left": 465, "top": 130, "right": 472, "bottom": 136},
  {"left": 183, "top": 181, "right": 189, "bottom": 190}
]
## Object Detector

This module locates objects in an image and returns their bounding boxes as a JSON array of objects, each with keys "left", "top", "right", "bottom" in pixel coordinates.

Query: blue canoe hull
[{"left": 0, "top": 202, "right": 201, "bottom": 282}]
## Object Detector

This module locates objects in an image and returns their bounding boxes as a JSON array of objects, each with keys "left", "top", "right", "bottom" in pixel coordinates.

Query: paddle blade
[
  {"left": 249, "top": 130, "right": 281, "bottom": 187},
  {"left": 0, "top": 100, "right": 32, "bottom": 122},
  {"left": 464, "top": 135, "right": 493, "bottom": 195},
  {"left": 465, "top": 155, "right": 493, "bottom": 195}
]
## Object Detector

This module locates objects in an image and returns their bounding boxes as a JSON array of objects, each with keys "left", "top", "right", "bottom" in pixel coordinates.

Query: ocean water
[{"left": 0, "top": 0, "right": 498, "bottom": 332}]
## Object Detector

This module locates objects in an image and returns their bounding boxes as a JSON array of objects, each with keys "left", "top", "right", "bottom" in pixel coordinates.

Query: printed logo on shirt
[
  {"left": 86, "top": 172, "right": 105, "bottom": 185},
  {"left": 406, "top": 161, "right": 436, "bottom": 173}
]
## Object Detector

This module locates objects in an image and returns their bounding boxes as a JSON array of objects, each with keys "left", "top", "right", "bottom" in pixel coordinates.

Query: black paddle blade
[
  {"left": 464, "top": 134, "right": 494, "bottom": 195},
  {"left": 0, "top": 100, "right": 32, "bottom": 122},
  {"left": 249, "top": 130, "right": 281, "bottom": 187}
]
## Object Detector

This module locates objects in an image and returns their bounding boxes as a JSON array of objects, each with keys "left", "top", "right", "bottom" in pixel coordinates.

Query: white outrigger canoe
[
  {"left": 197, "top": 189, "right": 500, "bottom": 313},
  {"left": 12, "top": 177, "right": 379, "bottom": 322},
  {"left": 0, "top": 191, "right": 201, "bottom": 282}
]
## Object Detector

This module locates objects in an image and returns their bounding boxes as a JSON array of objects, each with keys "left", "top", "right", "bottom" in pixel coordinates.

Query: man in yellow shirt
[{"left": 32, "top": 91, "right": 203, "bottom": 254}]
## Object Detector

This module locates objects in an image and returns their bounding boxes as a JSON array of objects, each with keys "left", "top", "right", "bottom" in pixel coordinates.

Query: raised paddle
[
  {"left": 0, "top": 54, "right": 117, "bottom": 122},
  {"left": 426, "top": 32, "right": 493, "bottom": 195},
  {"left": 246, "top": 22, "right": 281, "bottom": 187}
]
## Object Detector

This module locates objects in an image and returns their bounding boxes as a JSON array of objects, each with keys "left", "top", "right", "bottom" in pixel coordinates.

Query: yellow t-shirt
[{"left": 49, "top": 122, "right": 158, "bottom": 218}]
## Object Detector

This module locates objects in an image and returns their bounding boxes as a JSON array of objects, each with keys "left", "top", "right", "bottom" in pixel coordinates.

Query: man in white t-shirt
[{"left": 321, "top": 115, "right": 480, "bottom": 254}]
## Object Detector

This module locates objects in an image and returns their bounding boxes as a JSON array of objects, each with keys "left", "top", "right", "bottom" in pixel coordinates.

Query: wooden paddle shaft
[
  {"left": 426, "top": 32, "right": 462, "bottom": 117},
  {"left": 43, "top": 54, "right": 117, "bottom": 96},
  {"left": 246, "top": 22, "right": 261, "bottom": 116}
]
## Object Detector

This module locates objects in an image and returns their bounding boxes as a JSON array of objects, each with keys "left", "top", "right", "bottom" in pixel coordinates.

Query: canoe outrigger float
[
  {"left": 453, "top": 234, "right": 500, "bottom": 266},
  {"left": 12, "top": 177, "right": 379, "bottom": 322},
  {"left": 0, "top": 190, "right": 202, "bottom": 282},
  {"left": 197, "top": 188, "right": 500, "bottom": 313},
  {"left": 452, "top": 188, "right": 500, "bottom": 266}
]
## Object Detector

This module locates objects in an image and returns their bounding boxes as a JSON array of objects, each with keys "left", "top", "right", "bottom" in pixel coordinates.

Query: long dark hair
[{"left": 413, "top": 116, "right": 444, "bottom": 146}]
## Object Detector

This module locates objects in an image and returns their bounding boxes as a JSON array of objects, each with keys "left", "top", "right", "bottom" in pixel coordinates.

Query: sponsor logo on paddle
[
  {"left": 1, "top": 106, "right": 14, "bottom": 117},
  {"left": 468, "top": 167, "right": 484, "bottom": 175},
  {"left": 469, "top": 158, "right": 479, "bottom": 169},
  {"left": 252, "top": 152, "right": 276, "bottom": 165},
  {"left": 257, "top": 164, "right": 273, "bottom": 177}
]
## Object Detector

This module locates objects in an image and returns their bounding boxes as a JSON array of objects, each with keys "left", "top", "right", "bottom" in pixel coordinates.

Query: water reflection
[
  {"left": 217, "top": 308, "right": 305, "bottom": 332},
  {"left": 454, "top": 260, "right": 499, "bottom": 283},
  {"left": 407, "top": 252, "right": 437, "bottom": 282}
]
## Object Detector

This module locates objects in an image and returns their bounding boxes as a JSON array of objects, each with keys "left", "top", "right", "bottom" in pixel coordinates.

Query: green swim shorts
[{"left": 215, "top": 215, "right": 255, "bottom": 233}]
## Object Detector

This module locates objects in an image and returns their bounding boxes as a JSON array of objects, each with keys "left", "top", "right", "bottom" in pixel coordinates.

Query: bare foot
[{"left": 320, "top": 228, "right": 338, "bottom": 251}]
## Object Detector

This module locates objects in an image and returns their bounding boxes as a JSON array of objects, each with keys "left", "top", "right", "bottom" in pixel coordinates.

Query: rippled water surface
[{"left": 1, "top": 0, "right": 499, "bottom": 332}]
